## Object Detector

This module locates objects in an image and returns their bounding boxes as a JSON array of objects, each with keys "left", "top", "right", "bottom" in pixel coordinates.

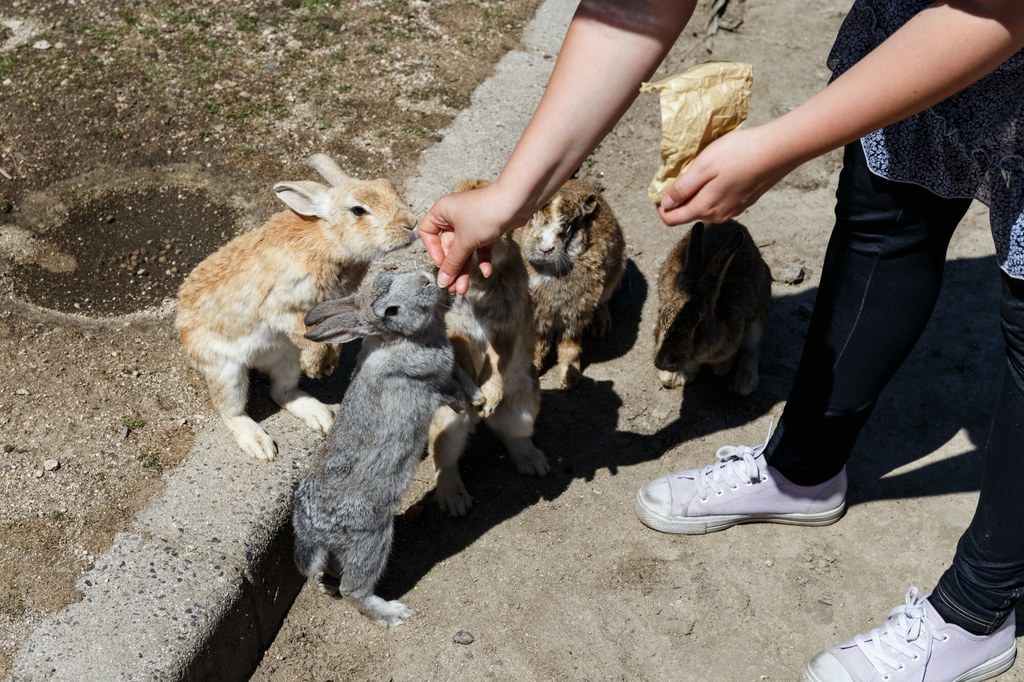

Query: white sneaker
[
  {"left": 803, "top": 587, "right": 1017, "bottom": 682},
  {"left": 634, "top": 426, "right": 846, "bottom": 535}
]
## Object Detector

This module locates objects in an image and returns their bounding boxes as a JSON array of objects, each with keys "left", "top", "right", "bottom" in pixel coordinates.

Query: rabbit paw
[
  {"left": 374, "top": 600, "right": 416, "bottom": 627},
  {"left": 558, "top": 364, "right": 582, "bottom": 390},
  {"left": 731, "top": 368, "right": 759, "bottom": 397},
  {"left": 289, "top": 398, "right": 335, "bottom": 435},
  {"left": 509, "top": 443, "right": 550, "bottom": 477},
  {"left": 658, "top": 364, "right": 699, "bottom": 390},
  {"left": 658, "top": 370, "right": 684, "bottom": 390},
  {"left": 433, "top": 474, "right": 474, "bottom": 516},
  {"left": 316, "top": 573, "right": 341, "bottom": 596},
  {"left": 228, "top": 418, "right": 278, "bottom": 461},
  {"left": 477, "top": 389, "right": 502, "bottom": 419}
]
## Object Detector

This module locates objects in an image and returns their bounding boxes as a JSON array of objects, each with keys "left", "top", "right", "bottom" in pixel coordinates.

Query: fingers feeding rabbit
[
  {"left": 292, "top": 270, "right": 481, "bottom": 627},
  {"left": 517, "top": 179, "right": 626, "bottom": 389},
  {"left": 175, "top": 154, "right": 417, "bottom": 461},
  {"left": 428, "top": 179, "right": 550, "bottom": 516},
  {"left": 654, "top": 220, "right": 771, "bottom": 395}
]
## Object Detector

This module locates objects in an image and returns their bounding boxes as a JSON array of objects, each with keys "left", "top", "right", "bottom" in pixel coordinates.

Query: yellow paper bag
[{"left": 641, "top": 62, "right": 753, "bottom": 204}]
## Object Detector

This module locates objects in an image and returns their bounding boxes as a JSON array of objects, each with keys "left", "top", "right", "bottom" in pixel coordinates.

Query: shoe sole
[
  {"left": 634, "top": 490, "right": 846, "bottom": 535},
  {"left": 800, "top": 642, "right": 1016, "bottom": 682}
]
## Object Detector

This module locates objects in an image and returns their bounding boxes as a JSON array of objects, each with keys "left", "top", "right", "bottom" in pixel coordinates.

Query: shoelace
[
  {"left": 693, "top": 421, "right": 773, "bottom": 502},
  {"left": 853, "top": 587, "right": 946, "bottom": 682}
]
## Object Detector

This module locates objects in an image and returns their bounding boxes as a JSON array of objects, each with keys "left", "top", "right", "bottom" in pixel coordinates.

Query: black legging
[{"left": 764, "top": 142, "right": 1024, "bottom": 634}]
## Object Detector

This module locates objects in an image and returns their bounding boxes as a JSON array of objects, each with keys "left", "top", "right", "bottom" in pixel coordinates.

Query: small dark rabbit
[
  {"left": 292, "top": 270, "right": 481, "bottom": 626},
  {"left": 654, "top": 220, "right": 772, "bottom": 395},
  {"left": 517, "top": 179, "right": 626, "bottom": 389}
]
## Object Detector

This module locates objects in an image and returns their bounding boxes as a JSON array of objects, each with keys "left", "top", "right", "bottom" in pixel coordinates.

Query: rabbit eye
[
  {"left": 350, "top": 205, "right": 369, "bottom": 217},
  {"left": 384, "top": 305, "right": 399, "bottom": 317}
]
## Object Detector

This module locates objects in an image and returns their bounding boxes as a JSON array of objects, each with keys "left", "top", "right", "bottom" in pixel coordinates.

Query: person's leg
[
  {"left": 764, "top": 143, "right": 973, "bottom": 484},
  {"left": 929, "top": 271, "right": 1024, "bottom": 633},
  {"left": 635, "top": 142, "right": 973, "bottom": 535},
  {"left": 804, "top": 273, "right": 1023, "bottom": 682}
]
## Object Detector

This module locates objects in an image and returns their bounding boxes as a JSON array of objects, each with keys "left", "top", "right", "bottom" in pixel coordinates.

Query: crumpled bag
[{"left": 641, "top": 61, "right": 753, "bottom": 204}]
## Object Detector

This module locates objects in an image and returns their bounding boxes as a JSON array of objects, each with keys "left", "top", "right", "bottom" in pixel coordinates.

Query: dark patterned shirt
[{"left": 828, "top": 0, "right": 1024, "bottom": 278}]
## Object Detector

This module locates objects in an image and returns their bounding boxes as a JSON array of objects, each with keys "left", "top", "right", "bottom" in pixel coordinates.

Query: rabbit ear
[
  {"left": 682, "top": 222, "right": 706, "bottom": 280},
  {"left": 273, "top": 181, "right": 334, "bottom": 220},
  {"left": 580, "top": 193, "right": 599, "bottom": 218},
  {"left": 304, "top": 306, "right": 380, "bottom": 345},
  {"left": 702, "top": 229, "right": 744, "bottom": 311},
  {"left": 304, "top": 296, "right": 356, "bottom": 327},
  {"left": 307, "top": 154, "right": 351, "bottom": 187}
]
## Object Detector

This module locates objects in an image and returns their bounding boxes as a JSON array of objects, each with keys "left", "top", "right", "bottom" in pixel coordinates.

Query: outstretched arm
[
  {"left": 658, "top": 0, "right": 1024, "bottom": 225},
  {"left": 419, "top": 0, "right": 698, "bottom": 294}
]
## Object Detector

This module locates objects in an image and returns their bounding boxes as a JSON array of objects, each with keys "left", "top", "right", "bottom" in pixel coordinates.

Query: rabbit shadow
[
  {"left": 318, "top": 254, "right": 1001, "bottom": 605},
  {"left": 584, "top": 258, "right": 647, "bottom": 365},
  {"left": 379, "top": 374, "right": 649, "bottom": 600},
  {"left": 376, "top": 284, "right": 821, "bottom": 600}
]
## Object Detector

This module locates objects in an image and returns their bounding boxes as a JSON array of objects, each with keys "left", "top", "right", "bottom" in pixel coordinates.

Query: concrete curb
[{"left": 6, "top": 2, "right": 575, "bottom": 680}]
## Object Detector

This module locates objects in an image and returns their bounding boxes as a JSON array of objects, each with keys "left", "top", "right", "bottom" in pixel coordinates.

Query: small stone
[
  {"left": 15, "top": 388, "right": 30, "bottom": 396},
  {"left": 32, "top": 40, "right": 52, "bottom": 50},
  {"left": 3, "top": 444, "right": 14, "bottom": 453},
  {"left": 33, "top": 469, "right": 43, "bottom": 479},
  {"left": 763, "top": 559, "right": 774, "bottom": 567},
  {"left": 453, "top": 630, "right": 475, "bottom": 645},
  {"left": 775, "top": 264, "right": 806, "bottom": 285},
  {"left": 43, "top": 459, "right": 60, "bottom": 472},
  {"left": 120, "top": 427, "right": 130, "bottom": 439}
]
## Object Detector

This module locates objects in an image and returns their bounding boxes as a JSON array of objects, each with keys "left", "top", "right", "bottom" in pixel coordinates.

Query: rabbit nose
[
  {"left": 540, "top": 245, "right": 555, "bottom": 255},
  {"left": 654, "top": 351, "right": 676, "bottom": 370}
]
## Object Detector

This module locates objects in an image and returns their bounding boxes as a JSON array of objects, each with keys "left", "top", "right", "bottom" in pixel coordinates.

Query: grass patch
[
  {"left": 136, "top": 452, "right": 164, "bottom": 471},
  {"left": 235, "top": 13, "right": 259, "bottom": 33}
]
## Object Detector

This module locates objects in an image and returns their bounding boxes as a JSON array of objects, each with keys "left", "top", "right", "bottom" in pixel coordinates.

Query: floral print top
[{"left": 828, "top": 0, "right": 1024, "bottom": 278}]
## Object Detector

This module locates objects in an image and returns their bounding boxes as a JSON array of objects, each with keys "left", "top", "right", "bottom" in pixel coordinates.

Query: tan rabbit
[
  {"left": 428, "top": 179, "right": 550, "bottom": 516},
  {"left": 517, "top": 179, "right": 626, "bottom": 389},
  {"left": 653, "top": 220, "right": 772, "bottom": 395},
  {"left": 175, "top": 154, "right": 417, "bottom": 461}
]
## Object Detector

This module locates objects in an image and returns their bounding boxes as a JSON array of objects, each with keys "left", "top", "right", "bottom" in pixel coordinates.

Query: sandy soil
[{"left": 252, "top": 0, "right": 1024, "bottom": 680}]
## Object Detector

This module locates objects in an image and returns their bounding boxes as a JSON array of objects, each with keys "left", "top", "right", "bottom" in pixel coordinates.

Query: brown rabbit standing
[
  {"left": 517, "top": 179, "right": 626, "bottom": 389},
  {"left": 175, "top": 154, "right": 417, "bottom": 461},
  {"left": 428, "top": 179, "right": 550, "bottom": 516},
  {"left": 654, "top": 220, "right": 771, "bottom": 395}
]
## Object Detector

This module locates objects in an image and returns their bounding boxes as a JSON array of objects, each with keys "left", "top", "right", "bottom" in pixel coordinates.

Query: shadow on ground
[{"left": 244, "top": 254, "right": 1005, "bottom": 610}]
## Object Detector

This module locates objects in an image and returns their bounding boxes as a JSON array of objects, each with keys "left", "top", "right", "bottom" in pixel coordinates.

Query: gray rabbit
[{"left": 292, "top": 269, "right": 482, "bottom": 626}]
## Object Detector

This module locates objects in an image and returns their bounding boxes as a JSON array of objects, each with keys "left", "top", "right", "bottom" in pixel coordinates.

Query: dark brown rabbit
[{"left": 653, "top": 220, "right": 771, "bottom": 395}]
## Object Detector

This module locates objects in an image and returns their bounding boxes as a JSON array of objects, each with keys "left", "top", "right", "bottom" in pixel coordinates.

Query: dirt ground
[
  {"left": 0, "top": 0, "right": 539, "bottom": 674},
  {"left": 252, "top": 1, "right": 1024, "bottom": 681},
  {"left": 4, "top": 0, "right": 1024, "bottom": 680}
]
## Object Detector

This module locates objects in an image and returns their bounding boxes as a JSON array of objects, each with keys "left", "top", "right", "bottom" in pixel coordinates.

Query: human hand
[
  {"left": 657, "top": 126, "right": 797, "bottom": 226},
  {"left": 418, "top": 183, "right": 525, "bottom": 295}
]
